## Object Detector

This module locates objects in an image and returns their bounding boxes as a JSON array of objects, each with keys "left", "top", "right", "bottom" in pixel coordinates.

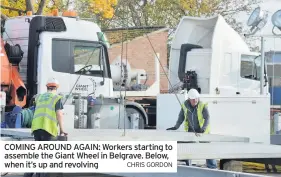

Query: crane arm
[{"left": 1, "top": 37, "right": 27, "bottom": 107}]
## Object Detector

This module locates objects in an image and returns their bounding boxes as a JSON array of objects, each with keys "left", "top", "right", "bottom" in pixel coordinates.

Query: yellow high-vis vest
[
  {"left": 31, "top": 92, "right": 62, "bottom": 137},
  {"left": 181, "top": 102, "right": 210, "bottom": 133}
]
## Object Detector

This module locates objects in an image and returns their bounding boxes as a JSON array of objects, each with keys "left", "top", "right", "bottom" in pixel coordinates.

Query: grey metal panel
[
  {"left": 1, "top": 137, "right": 13, "bottom": 141},
  {"left": 1, "top": 128, "right": 250, "bottom": 142},
  {"left": 267, "top": 65, "right": 281, "bottom": 78},
  {"left": 89, "top": 166, "right": 270, "bottom": 177},
  {"left": 1, "top": 129, "right": 33, "bottom": 139},
  {"left": 177, "top": 143, "right": 281, "bottom": 160},
  {"left": 271, "top": 135, "right": 281, "bottom": 145}
]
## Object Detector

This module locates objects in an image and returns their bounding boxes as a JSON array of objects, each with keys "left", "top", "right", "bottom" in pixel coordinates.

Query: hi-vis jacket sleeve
[{"left": 201, "top": 105, "right": 210, "bottom": 131}]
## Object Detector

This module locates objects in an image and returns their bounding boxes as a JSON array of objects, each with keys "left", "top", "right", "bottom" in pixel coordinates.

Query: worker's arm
[
  {"left": 55, "top": 99, "right": 67, "bottom": 135},
  {"left": 30, "top": 94, "right": 38, "bottom": 107},
  {"left": 167, "top": 108, "right": 184, "bottom": 130},
  {"left": 201, "top": 105, "right": 210, "bottom": 132},
  {"left": 174, "top": 108, "right": 184, "bottom": 129}
]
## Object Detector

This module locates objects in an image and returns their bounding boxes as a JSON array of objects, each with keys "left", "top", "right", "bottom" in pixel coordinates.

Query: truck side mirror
[{"left": 97, "top": 32, "right": 110, "bottom": 48}]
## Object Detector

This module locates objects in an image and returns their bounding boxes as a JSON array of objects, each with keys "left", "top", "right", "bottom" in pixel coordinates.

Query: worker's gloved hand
[
  {"left": 60, "top": 130, "right": 68, "bottom": 136},
  {"left": 199, "top": 129, "right": 205, "bottom": 133},
  {"left": 166, "top": 127, "right": 177, "bottom": 130}
]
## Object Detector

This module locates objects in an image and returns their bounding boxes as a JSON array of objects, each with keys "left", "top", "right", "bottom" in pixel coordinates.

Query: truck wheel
[{"left": 125, "top": 107, "right": 145, "bottom": 129}]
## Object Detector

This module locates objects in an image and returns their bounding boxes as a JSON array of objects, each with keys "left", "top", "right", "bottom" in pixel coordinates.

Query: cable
[
  {"left": 169, "top": 81, "right": 184, "bottom": 93},
  {"left": 140, "top": 26, "right": 197, "bottom": 134},
  {"left": 105, "top": 2, "right": 197, "bottom": 134},
  {"left": 123, "top": 13, "right": 129, "bottom": 135},
  {"left": 62, "top": 32, "right": 108, "bottom": 106},
  {"left": 118, "top": 18, "right": 125, "bottom": 129},
  {"left": 271, "top": 38, "right": 276, "bottom": 122},
  {"left": 4, "top": 31, "right": 14, "bottom": 45},
  {"left": 143, "top": 74, "right": 148, "bottom": 85},
  {"left": 62, "top": 49, "right": 96, "bottom": 106},
  {"left": 118, "top": 3, "right": 130, "bottom": 135}
]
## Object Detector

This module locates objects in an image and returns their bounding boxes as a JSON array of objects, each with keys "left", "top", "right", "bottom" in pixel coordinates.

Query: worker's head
[
  {"left": 46, "top": 77, "right": 59, "bottom": 92},
  {"left": 187, "top": 89, "right": 200, "bottom": 107}
]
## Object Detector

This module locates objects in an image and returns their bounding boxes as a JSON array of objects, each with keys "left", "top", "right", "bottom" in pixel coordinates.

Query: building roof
[{"left": 103, "top": 26, "right": 166, "bottom": 45}]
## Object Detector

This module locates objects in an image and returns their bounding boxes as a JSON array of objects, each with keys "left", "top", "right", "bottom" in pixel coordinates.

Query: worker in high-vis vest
[
  {"left": 24, "top": 77, "right": 67, "bottom": 177},
  {"left": 31, "top": 77, "right": 67, "bottom": 139},
  {"left": 166, "top": 88, "right": 217, "bottom": 169}
]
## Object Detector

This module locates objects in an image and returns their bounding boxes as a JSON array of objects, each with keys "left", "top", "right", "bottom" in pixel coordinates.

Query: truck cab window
[
  {"left": 73, "top": 45, "right": 104, "bottom": 77},
  {"left": 52, "top": 39, "right": 72, "bottom": 73},
  {"left": 52, "top": 39, "right": 110, "bottom": 78},
  {"left": 240, "top": 54, "right": 261, "bottom": 81}
]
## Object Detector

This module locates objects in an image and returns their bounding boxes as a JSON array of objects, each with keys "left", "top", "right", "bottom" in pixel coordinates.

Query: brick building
[{"left": 103, "top": 26, "right": 169, "bottom": 92}]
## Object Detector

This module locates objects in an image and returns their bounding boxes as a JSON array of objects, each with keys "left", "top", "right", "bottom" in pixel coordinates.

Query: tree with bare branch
[
  {"left": 1, "top": 0, "right": 72, "bottom": 20},
  {"left": 102, "top": 0, "right": 261, "bottom": 34}
]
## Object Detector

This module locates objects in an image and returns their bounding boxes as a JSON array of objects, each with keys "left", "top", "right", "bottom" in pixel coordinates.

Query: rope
[
  {"left": 117, "top": 30, "right": 124, "bottom": 129},
  {"left": 62, "top": 32, "right": 108, "bottom": 106},
  {"left": 106, "top": 4, "right": 198, "bottom": 134},
  {"left": 123, "top": 13, "right": 129, "bottom": 136},
  {"left": 138, "top": 25, "right": 198, "bottom": 134}
]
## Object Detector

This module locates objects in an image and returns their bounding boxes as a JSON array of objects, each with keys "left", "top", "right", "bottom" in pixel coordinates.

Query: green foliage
[
  {"left": 1, "top": 0, "right": 67, "bottom": 17},
  {"left": 99, "top": 0, "right": 260, "bottom": 35}
]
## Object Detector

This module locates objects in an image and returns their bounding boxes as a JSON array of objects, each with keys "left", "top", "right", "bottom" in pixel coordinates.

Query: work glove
[
  {"left": 166, "top": 127, "right": 177, "bottom": 130},
  {"left": 60, "top": 129, "right": 68, "bottom": 136},
  {"left": 199, "top": 128, "right": 205, "bottom": 133}
]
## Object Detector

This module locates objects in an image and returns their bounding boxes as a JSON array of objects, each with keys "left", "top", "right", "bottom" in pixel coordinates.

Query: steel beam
[{"left": 1, "top": 128, "right": 250, "bottom": 142}]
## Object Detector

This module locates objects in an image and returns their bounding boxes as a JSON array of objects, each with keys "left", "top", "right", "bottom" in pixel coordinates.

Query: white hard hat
[
  {"left": 46, "top": 77, "right": 59, "bottom": 88},
  {"left": 187, "top": 89, "right": 200, "bottom": 99}
]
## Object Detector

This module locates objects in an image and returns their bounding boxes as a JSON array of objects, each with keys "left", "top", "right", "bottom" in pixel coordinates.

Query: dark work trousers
[
  {"left": 265, "top": 164, "right": 277, "bottom": 173},
  {"left": 23, "top": 129, "right": 56, "bottom": 177}
]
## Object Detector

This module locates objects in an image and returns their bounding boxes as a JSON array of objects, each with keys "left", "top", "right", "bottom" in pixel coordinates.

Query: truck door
[{"left": 69, "top": 40, "right": 111, "bottom": 98}]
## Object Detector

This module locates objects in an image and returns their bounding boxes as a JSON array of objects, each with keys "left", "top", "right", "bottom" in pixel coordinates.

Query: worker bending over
[
  {"left": 24, "top": 77, "right": 67, "bottom": 177},
  {"left": 31, "top": 77, "right": 67, "bottom": 140},
  {"left": 167, "top": 88, "right": 217, "bottom": 169}
]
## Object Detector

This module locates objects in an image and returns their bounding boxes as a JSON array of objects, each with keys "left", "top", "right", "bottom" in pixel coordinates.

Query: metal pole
[
  {"left": 155, "top": 53, "right": 160, "bottom": 92},
  {"left": 260, "top": 36, "right": 265, "bottom": 95}
]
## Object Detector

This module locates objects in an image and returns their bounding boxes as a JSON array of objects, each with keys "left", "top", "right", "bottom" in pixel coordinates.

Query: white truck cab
[
  {"left": 2, "top": 13, "right": 149, "bottom": 129},
  {"left": 158, "top": 15, "right": 271, "bottom": 144},
  {"left": 169, "top": 15, "right": 267, "bottom": 96},
  {"left": 2, "top": 15, "right": 114, "bottom": 104}
]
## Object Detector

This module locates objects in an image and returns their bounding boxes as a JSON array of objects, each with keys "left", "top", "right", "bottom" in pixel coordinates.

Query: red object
[{"left": 1, "top": 38, "right": 27, "bottom": 107}]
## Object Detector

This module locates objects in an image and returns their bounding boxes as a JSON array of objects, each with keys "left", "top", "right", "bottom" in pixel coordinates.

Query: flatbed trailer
[
  {"left": 2, "top": 168, "right": 280, "bottom": 177},
  {"left": 1, "top": 129, "right": 281, "bottom": 177}
]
